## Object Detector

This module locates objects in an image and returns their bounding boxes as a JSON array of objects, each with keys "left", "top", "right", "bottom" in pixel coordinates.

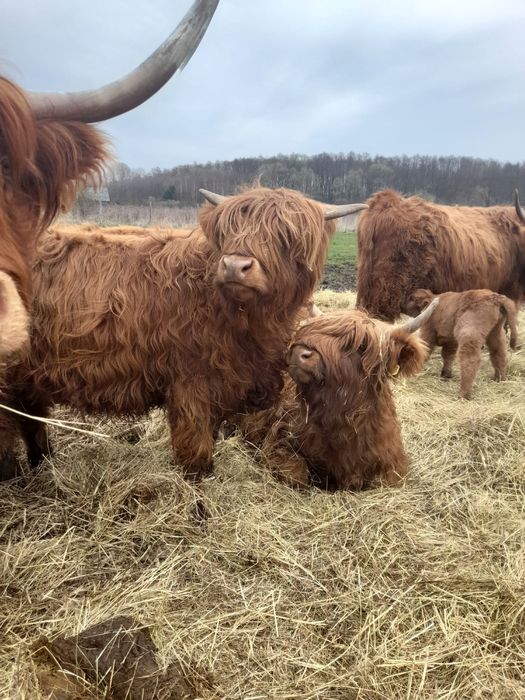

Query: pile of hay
[{"left": 1, "top": 292, "right": 524, "bottom": 698}]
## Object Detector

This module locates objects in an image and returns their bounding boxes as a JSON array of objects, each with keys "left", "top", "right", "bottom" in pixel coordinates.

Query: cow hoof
[
  {"left": 181, "top": 460, "right": 214, "bottom": 483},
  {"left": 460, "top": 392, "right": 472, "bottom": 400},
  {"left": 440, "top": 370, "right": 452, "bottom": 379}
]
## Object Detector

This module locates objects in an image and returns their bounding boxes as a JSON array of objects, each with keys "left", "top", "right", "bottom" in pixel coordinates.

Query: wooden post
[{"left": 148, "top": 197, "right": 154, "bottom": 225}]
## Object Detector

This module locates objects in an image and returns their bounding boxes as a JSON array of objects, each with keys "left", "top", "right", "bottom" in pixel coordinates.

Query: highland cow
[
  {"left": 406, "top": 288, "right": 518, "bottom": 399},
  {"left": 0, "top": 0, "right": 218, "bottom": 357},
  {"left": 239, "top": 300, "right": 437, "bottom": 491},
  {"left": 356, "top": 189, "right": 525, "bottom": 321},
  {"left": 0, "top": 187, "right": 367, "bottom": 480}
]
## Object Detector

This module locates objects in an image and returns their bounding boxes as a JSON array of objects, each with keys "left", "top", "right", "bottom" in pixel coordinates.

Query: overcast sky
[{"left": 3, "top": 0, "right": 525, "bottom": 170}]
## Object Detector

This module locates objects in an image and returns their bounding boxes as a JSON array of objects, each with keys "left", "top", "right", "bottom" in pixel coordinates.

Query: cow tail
[{"left": 499, "top": 298, "right": 518, "bottom": 350}]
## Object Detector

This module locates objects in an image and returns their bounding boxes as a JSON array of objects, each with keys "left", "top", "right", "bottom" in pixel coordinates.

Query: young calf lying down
[
  {"left": 239, "top": 301, "right": 437, "bottom": 491},
  {"left": 406, "top": 289, "right": 518, "bottom": 399}
]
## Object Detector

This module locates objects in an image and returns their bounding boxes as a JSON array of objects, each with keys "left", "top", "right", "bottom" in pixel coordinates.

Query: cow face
[
  {"left": 287, "top": 311, "right": 428, "bottom": 397},
  {"left": 287, "top": 344, "right": 325, "bottom": 385},
  {"left": 199, "top": 187, "right": 367, "bottom": 312},
  {"left": 405, "top": 288, "right": 435, "bottom": 316}
]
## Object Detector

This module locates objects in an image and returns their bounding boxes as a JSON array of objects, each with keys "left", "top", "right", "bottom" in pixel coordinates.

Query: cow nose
[
  {"left": 220, "top": 255, "right": 254, "bottom": 282},
  {"left": 298, "top": 349, "right": 313, "bottom": 363}
]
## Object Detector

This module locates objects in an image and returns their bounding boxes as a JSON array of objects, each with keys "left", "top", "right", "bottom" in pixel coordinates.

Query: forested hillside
[{"left": 108, "top": 152, "right": 525, "bottom": 206}]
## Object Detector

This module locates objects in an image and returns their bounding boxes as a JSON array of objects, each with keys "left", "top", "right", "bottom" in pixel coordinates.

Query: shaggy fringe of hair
[
  {"left": 356, "top": 189, "right": 525, "bottom": 321},
  {"left": 0, "top": 77, "right": 109, "bottom": 300},
  {"left": 241, "top": 310, "right": 428, "bottom": 491},
  {"left": 199, "top": 187, "right": 336, "bottom": 314}
]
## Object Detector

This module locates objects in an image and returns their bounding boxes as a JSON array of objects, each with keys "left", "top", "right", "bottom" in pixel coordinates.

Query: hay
[{"left": 1, "top": 292, "right": 524, "bottom": 699}]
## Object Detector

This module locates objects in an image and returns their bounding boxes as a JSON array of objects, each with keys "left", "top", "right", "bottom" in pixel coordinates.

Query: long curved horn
[
  {"left": 198, "top": 190, "right": 370, "bottom": 217},
  {"left": 27, "top": 0, "right": 220, "bottom": 123},
  {"left": 514, "top": 189, "right": 525, "bottom": 224},
  {"left": 199, "top": 188, "right": 228, "bottom": 206},
  {"left": 400, "top": 297, "right": 439, "bottom": 333},
  {"left": 323, "top": 203, "right": 368, "bottom": 221}
]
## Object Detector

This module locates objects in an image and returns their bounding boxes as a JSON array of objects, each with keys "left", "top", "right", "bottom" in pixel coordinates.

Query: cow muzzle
[
  {"left": 287, "top": 344, "right": 324, "bottom": 384},
  {"left": 216, "top": 254, "right": 270, "bottom": 297},
  {"left": 0, "top": 272, "right": 30, "bottom": 356}
]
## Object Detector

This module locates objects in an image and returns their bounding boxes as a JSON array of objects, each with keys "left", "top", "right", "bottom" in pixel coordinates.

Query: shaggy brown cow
[
  {"left": 0, "top": 187, "right": 367, "bottom": 480},
  {"left": 239, "top": 301, "right": 437, "bottom": 491},
  {"left": 406, "top": 288, "right": 518, "bottom": 399},
  {"left": 356, "top": 189, "right": 525, "bottom": 321},
  {"left": 0, "top": 0, "right": 219, "bottom": 356},
  {"left": 0, "top": 78, "right": 108, "bottom": 355}
]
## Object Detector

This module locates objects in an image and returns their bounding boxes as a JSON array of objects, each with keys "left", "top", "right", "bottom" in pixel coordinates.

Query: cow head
[
  {"left": 199, "top": 187, "right": 367, "bottom": 314},
  {"left": 405, "top": 288, "right": 435, "bottom": 316},
  {"left": 0, "top": 0, "right": 219, "bottom": 357},
  {"left": 286, "top": 300, "right": 437, "bottom": 409}
]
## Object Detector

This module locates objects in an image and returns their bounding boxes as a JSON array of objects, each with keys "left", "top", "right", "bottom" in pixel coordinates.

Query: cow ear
[
  {"left": 387, "top": 329, "right": 428, "bottom": 379},
  {"left": 0, "top": 272, "right": 30, "bottom": 356}
]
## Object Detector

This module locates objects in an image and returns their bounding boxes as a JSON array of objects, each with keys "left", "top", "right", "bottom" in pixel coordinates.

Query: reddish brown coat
[
  {"left": 357, "top": 189, "right": 525, "bottom": 321},
  {"left": 0, "top": 77, "right": 108, "bottom": 353},
  {"left": 240, "top": 310, "right": 428, "bottom": 491}
]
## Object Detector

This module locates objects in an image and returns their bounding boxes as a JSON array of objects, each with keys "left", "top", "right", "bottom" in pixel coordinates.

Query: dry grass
[
  {"left": 1, "top": 292, "right": 524, "bottom": 699},
  {"left": 63, "top": 203, "right": 200, "bottom": 228}
]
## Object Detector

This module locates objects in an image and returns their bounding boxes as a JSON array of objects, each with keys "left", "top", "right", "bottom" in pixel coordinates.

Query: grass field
[
  {"left": 326, "top": 230, "right": 357, "bottom": 266},
  {"left": 1, "top": 292, "right": 524, "bottom": 699}
]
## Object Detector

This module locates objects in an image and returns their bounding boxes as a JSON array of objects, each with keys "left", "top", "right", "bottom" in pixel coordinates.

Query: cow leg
[
  {"left": 260, "top": 440, "right": 310, "bottom": 489},
  {"left": 486, "top": 324, "right": 508, "bottom": 382},
  {"left": 440, "top": 342, "right": 457, "bottom": 379},
  {"left": 419, "top": 327, "right": 436, "bottom": 359},
  {"left": 19, "top": 417, "right": 52, "bottom": 469},
  {"left": 14, "top": 389, "right": 53, "bottom": 469},
  {"left": 456, "top": 336, "right": 482, "bottom": 399},
  {"left": 0, "top": 409, "right": 22, "bottom": 480},
  {"left": 167, "top": 382, "right": 216, "bottom": 481}
]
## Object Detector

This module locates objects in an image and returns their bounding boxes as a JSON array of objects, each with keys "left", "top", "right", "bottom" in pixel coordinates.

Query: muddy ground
[{"left": 320, "top": 263, "right": 356, "bottom": 291}]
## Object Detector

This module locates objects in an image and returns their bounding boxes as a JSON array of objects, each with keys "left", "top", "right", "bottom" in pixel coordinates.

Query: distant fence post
[{"left": 148, "top": 197, "right": 154, "bottom": 225}]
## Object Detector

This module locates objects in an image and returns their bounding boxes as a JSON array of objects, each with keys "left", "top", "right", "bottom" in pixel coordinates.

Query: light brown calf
[{"left": 406, "top": 289, "right": 518, "bottom": 399}]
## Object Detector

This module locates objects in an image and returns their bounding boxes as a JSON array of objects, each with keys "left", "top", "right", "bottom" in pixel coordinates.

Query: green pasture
[{"left": 326, "top": 229, "right": 357, "bottom": 266}]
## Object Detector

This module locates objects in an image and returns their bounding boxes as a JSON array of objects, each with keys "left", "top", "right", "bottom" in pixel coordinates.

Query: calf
[
  {"left": 406, "top": 288, "right": 518, "bottom": 399},
  {"left": 239, "top": 301, "right": 436, "bottom": 491}
]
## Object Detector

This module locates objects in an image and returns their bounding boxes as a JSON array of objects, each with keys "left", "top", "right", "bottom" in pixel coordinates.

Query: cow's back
[{"left": 26, "top": 226, "right": 210, "bottom": 414}]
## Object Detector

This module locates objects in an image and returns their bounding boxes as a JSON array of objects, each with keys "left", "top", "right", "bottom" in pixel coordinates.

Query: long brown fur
[
  {"left": 240, "top": 310, "right": 428, "bottom": 491},
  {"left": 406, "top": 288, "right": 519, "bottom": 399},
  {"left": 0, "top": 187, "right": 336, "bottom": 479},
  {"left": 0, "top": 77, "right": 109, "bottom": 352},
  {"left": 356, "top": 189, "right": 525, "bottom": 321}
]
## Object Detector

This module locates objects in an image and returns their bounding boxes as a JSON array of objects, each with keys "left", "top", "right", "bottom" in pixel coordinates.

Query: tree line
[{"left": 107, "top": 152, "right": 525, "bottom": 207}]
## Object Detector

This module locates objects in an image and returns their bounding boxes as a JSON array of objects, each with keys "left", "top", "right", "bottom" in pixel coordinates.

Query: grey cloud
[{"left": 3, "top": 0, "right": 525, "bottom": 168}]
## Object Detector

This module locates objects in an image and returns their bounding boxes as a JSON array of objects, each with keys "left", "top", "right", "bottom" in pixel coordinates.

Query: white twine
[{"left": 0, "top": 402, "right": 109, "bottom": 438}]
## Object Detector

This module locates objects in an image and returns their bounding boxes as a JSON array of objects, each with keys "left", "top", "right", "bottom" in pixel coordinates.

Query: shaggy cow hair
[
  {"left": 0, "top": 187, "right": 337, "bottom": 480},
  {"left": 239, "top": 309, "right": 428, "bottom": 491},
  {"left": 406, "top": 288, "right": 518, "bottom": 399},
  {"left": 0, "top": 77, "right": 108, "bottom": 353},
  {"left": 357, "top": 189, "right": 525, "bottom": 321}
]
